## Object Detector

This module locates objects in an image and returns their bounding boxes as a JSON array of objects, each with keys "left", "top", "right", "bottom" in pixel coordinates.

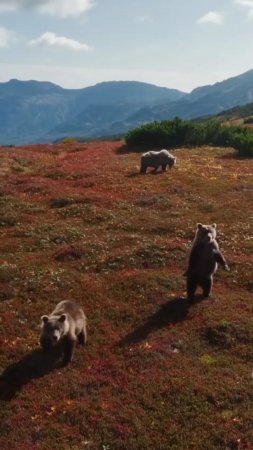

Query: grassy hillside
[
  {"left": 0, "top": 141, "right": 252, "bottom": 450},
  {"left": 0, "top": 80, "right": 185, "bottom": 145},
  {"left": 197, "top": 102, "right": 253, "bottom": 126},
  {"left": 216, "top": 102, "right": 253, "bottom": 121},
  {"left": 114, "top": 69, "right": 253, "bottom": 131}
]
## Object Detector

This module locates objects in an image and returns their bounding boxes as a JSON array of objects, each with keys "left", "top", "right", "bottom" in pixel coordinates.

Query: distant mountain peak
[{"left": 0, "top": 70, "right": 253, "bottom": 145}]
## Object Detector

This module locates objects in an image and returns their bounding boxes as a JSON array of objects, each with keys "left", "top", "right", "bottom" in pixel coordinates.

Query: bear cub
[
  {"left": 185, "top": 223, "right": 229, "bottom": 302},
  {"left": 40, "top": 300, "right": 87, "bottom": 366}
]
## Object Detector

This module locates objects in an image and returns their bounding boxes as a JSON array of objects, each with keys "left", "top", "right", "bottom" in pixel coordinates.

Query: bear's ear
[
  {"left": 41, "top": 315, "right": 49, "bottom": 323},
  {"left": 212, "top": 223, "right": 217, "bottom": 229},
  {"left": 197, "top": 223, "right": 203, "bottom": 229},
  {"left": 59, "top": 314, "right": 67, "bottom": 323}
]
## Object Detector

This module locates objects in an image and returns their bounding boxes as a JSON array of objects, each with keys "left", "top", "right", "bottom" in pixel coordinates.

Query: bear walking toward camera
[
  {"left": 185, "top": 223, "right": 229, "bottom": 302},
  {"left": 140, "top": 149, "right": 176, "bottom": 174},
  {"left": 40, "top": 301, "right": 87, "bottom": 366}
]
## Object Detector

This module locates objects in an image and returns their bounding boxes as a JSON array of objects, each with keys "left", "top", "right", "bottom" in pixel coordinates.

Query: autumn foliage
[{"left": 0, "top": 140, "right": 252, "bottom": 450}]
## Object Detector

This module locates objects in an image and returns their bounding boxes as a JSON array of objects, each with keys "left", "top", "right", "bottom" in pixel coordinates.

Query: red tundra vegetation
[{"left": 0, "top": 140, "right": 252, "bottom": 450}]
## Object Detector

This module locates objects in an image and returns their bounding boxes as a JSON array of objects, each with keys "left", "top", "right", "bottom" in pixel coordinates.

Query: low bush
[
  {"left": 62, "top": 137, "right": 78, "bottom": 144},
  {"left": 125, "top": 117, "right": 253, "bottom": 157}
]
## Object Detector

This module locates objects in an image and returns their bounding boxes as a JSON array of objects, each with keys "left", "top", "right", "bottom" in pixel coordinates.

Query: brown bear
[
  {"left": 140, "top": 149, "right": 176, "bottom": 174},
  {"left": 185, "top": 223, "right": 229, "bottom": 302},
  {"left": 40, "top": 300, "right": 87, "bottom": 365}
]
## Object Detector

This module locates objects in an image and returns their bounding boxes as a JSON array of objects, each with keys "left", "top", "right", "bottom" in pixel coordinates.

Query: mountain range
[{"left": 1, "top": 69, "right": 253, "bottom": 145}]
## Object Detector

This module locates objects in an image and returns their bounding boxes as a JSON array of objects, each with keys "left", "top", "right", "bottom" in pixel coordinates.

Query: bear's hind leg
[
  {"left": 202, "top": 277, "right": 212, "bottom": 298},
  {"left": 187, "top": 275, "right": 198, "bottom": 302},
  {"left": 162, "top": 164, "right": 167, "bottom": 172}
]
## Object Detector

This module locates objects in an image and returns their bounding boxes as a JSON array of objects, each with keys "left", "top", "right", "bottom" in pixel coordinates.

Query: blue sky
[{"left": 0, "top": 0, "right": 253, "bottom": 92}]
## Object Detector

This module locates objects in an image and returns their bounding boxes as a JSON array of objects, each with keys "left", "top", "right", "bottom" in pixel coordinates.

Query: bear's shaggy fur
[
  {"left": 40, "top": 300, "right": 87, "bottom": 365},
  {"left": 185, "top": 223, "right": 229, "bottom": 302},
  {"left": 140, "top": 149, "right": 176, "bottom": 174}
]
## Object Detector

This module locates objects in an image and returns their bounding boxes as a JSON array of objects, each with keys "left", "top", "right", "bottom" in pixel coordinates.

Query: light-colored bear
[{"left": 140, "top": 149, "right": 176, "bottom": 174}]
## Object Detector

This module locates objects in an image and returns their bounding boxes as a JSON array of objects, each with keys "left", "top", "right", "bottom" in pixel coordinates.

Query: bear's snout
[
  {"left": 40, "top": 336, "right": 52, "bottom": 351},
  {"left": 40, "top": 335, "right": 58, "bottom": 351}
]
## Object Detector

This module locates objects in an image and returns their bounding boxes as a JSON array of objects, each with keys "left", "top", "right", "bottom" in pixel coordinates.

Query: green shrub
[
  {"left": 62, "top": 137, "right": 78, "bottom": 144},
  {"left": 125, "top": 118, "right": 253, "bottom": 157}
]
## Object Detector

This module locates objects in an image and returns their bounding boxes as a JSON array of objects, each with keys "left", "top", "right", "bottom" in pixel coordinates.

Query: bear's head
[
  {"left": 168, "top": 156, "right": 176, "bottom": 167},
  {"left": 195, "top": 223, "right": 217, "bottom": 244},
  {"left": 40, "top": 314, "right": 68, "bottom": 350}
]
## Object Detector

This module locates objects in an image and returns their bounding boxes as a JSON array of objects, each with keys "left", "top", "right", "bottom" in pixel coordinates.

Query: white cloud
[
  {"left": 136, "top": 15, "right": 154, "bottom": 24},
  {"left": 0, "top": 0, "right": 95, "bottom": 18},
  {"left": 234, "top": 0, "right": 253, "bottom": 19},
  {"left": 0, "top": 26, "right": 15, "bottom": 47},
  {"left": 28, "top": 32, "right": 93, "bottom": 51},
  {"left": 197, "top": 11, "right": 223, "bottom": 25},
  {"left": 0, "top": 3, "right": 16, "bottom": 13}
]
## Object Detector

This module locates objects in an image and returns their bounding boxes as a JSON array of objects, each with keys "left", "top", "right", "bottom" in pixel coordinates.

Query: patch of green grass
[
  {"left": 11, "top": 157, "right": 31, "bottom": 173},
  {"left": 198, "top": 201, "right": 217, "bottom": 213},
  {"left": 45, "top": 169, "right": 67, "bottom": 180},
  {"left": 17, "top": 223, "right": 84, "bottom": 252},
  {"left": 0, "top": 262, "right": 19, "bottom": 283},
  {"left": 204, "top": 322, "right": 253, "bottom": 348},
  {"left": 94, "top": 244, "right": 186, "bottom": 273},
  {"left": 199, "top": 354, "right": 217, "bottom": 365}
]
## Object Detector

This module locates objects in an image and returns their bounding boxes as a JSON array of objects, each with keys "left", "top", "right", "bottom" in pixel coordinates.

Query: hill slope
[
  {"left": 2, "top": 69, "right": 253, "bottom": 144},
  {"left": 110, "top": 69, "right": 253, "bottom": 134},
  {"left": 0, "top": 79, "right": 185, "bottom": 145},
  {"left": 54, "top": 70, "right": 253, "bottom": 137},
  {"left": 0, "top": 141, "right": 252, "bottom": 450},
  {"left": 214, "top": 101, "right": 253, "bottom": 122}
]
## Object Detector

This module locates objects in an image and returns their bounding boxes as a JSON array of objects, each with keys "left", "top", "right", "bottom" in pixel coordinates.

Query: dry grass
[{"left": 0, "top": 141, "right": 252, "bottom": 450}]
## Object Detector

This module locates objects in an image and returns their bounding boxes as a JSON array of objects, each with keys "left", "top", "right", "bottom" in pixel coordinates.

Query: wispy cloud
[
  {"left": 136, "top": 15, "right": 154, "bottom": 24},
  {"left": 234, "top": 0, "right": 253, "bottom": 19},
  {"left": 0, "top": 0, "right": 95, "bottom": 18},
  {"left": 0, "top": 26, "right": 15, "bottom": 47},
  {"left": 28, "top": 32, "right": 93, "bottom": 51},
  {"left": 197, "top": 11, "right": 223, "bottom": 25}
]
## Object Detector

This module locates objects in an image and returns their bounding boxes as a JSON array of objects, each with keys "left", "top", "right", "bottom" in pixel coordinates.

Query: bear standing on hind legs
[{"left": 185, "top": 223, "right": 230, "bottom": 302}]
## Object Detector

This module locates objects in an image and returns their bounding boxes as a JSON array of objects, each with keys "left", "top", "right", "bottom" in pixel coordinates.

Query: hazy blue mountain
[
  {"left": 49, "top": 69, "right": 253, "bottom": 140},
  {"left": 206, "top": 101, "right": 253, "bottom": 121},
  {"left": 1, "top": 70, "right": 253, "bottom": 144},
  {"left": 0, "top": 79, "right": 185, "bottom": 144},
  {"left": 113, "top": 69, "right": 253, "bottom": 133},
  {"left": 0, "top": 79, "right": 77, "bottom": 144}
]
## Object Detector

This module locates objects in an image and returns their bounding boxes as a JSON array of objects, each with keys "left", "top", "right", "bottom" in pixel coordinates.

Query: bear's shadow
[
  {"left": 0, "top": 348, "right": 62, "bottom": 401},
  {"left": 126, "top": 169, "right": 168, "bottom": 178},
  {"left": 119, "top": 295, "right": 203, "bottom": 346}
]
